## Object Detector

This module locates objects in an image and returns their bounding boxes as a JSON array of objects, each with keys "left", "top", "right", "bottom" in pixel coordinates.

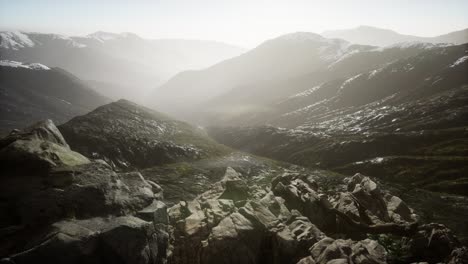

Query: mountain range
[
  {"left": 0, "top": 31, "right": 245, "bottom": 102},
  {"left": 322, "top": 25, "right": 468, "bottom": 47}
]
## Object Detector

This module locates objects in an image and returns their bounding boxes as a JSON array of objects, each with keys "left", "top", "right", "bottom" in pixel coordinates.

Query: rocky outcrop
[
  {"left": 0, "top": 120, "right": 169, "bottom": 264},
  {"left": 0, "top": 120, "right": 89, "bottom": 171},
  {"left": 167, "top": 168, "right": 465, "bottom": 264}
]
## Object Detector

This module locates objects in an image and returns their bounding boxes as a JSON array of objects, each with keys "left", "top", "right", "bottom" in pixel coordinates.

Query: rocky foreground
[{"left": 0, "top": 120, "right": 467, "bottom": 264}]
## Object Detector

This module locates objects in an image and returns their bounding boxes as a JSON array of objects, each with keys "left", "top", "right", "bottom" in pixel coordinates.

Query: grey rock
[{"left": 7, "top": 216, "right": 166, "bottom": 264}]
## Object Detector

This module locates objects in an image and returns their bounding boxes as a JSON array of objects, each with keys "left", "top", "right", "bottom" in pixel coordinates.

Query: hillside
[{"left": 58, "top": 99, "right": 230, "bottom": 169}]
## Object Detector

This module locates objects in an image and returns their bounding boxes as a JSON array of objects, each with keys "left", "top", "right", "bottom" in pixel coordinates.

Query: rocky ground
[{"left": 1, "top": 119, "right": 467, "bottom": 264}]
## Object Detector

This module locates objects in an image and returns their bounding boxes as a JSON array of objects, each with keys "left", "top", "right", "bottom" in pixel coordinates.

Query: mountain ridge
[{"left": 322, "top": 25, "right": 468, "bottom": 46}]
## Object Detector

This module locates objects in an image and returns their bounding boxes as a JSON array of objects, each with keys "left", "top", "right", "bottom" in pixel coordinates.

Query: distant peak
[
  {"left": 115, "top": 98, "right": 136, "bottom": 105},
  {"left": 356, "top": 25, "right": 381, "bottom": 30},
  {"left": 87, "top": 31, "right": 141, "bottom": 42},
  {"left": 275, "top": 32, "right": 325, "bottom": 42}
]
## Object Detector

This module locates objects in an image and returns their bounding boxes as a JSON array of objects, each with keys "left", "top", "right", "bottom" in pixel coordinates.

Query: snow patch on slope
[
  {"left": 450, "top": 55, "right": 468, "bottom": 68},
  {"left": 373, "top": 41, "right": 452, "bottom": 52},
  {"left": 289, "top": 84, "right": 323, "bottom": 98},
  {"left": 0, "top": 60, "right": 50, "bottom": 70},
  {"left": 339, "top": 74, "right": 362, "bottom": 91}
]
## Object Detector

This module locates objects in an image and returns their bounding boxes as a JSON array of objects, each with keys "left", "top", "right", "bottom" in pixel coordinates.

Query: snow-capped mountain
[
  {"left": 0, "top": 31, "right": 245, "bottom": 102},
  {"left": 0, "top": 60, "right": 50, "bottom": 70},
  {"left": 0, "top": 61, "right": 110, "bottom": 134},
  {"left": 322, "top": 25, "right": 468, "bottom": 46},
  {"left": 0, "top": 31, "right": 35, "bottom": 50}
]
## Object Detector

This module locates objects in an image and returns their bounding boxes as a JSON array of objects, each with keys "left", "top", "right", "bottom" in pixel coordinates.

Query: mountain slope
[
  {"left": 322, "top": 25, "right": 468, "bottom": 46},
  {"left": 0, "top": 61, "right": 110, "bottom": 134},
  {"left": 152, "top": 32, "right": 373, "bottom": 115},
  {"left": 58, "top": 99, "right": 230, "bottom": 169},
  {"left": 187, "top": 42, "right": 455, "bottom": 126},
  {"left": 0, "top": 31, "right": 245, "bottom": 101}
]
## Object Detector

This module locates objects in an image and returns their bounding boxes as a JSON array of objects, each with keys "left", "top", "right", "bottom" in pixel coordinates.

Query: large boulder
[
  {"left": 303, "top": 237, "right": 387, "bottom": 264},
  {"left": 405, "top": 223, "right": 462, "bottom": 263},
  {"left": 16, "top": 162, "right": 157, "bottom": 226},
  {"left": 0, "top": 121, "right": 169, "bottom": 264},
  {"left": 330, "top": 173, "right": 418, "bottom": 236},
  {"left": 0, "top": 120, "right": 89, "bottom": 171},
  {"left": 4, "top": 216, "right": 167, "bottom": 264}
]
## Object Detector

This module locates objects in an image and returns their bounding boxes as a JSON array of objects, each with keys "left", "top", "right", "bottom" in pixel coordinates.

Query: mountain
[
  {"left": 0, "top": 60, "right": 110, "bottom": 135},
  {"left": 0, "top": 31, "right": 245, "bottom": 102},
  {"left": 322, "top": 25, "right": 468, "bottom": 46},
  {"left": 249, "top": 43, "right": 468, "bottom": 128},
  {"left": 152, "top": 32, "right": 373, "bottom": 116},
  {"left": 58, "top": 99, "right": 230, "bottom": 170}
]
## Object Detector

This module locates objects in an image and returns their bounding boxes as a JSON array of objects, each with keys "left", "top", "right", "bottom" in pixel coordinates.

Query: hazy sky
[{"left": 1, "top": 0, "right": 468, "bottom": 47}]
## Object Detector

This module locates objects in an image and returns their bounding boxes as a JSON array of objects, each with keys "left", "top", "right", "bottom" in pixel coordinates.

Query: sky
[{"left": 1, "top": 0, "right": 468, "bottom": 47}]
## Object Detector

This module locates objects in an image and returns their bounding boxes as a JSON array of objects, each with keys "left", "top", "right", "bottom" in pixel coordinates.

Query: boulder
[
  {"left": 308, "top": 238, "right": 387, "bottom": 264},
  {"left": 405, "top": 223, "right": 461, "bottom": 263},
  {"left": 138, "top": 200, "right": 169, "bottom": 224},
  {"left": 17, "top": 162, "right": 155, "bottom": 226},
  {"left": 333, "top": 173, "right": 417, "bottom": 231},
  {"left": 218, "top": 179, "right": 249, "bottom": 201},
  {"left": 5, "top": 216, "right": 167, "bottom": 264},
  {"left": 0, "top": 120, "right": 89, "bottom": 172}
]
